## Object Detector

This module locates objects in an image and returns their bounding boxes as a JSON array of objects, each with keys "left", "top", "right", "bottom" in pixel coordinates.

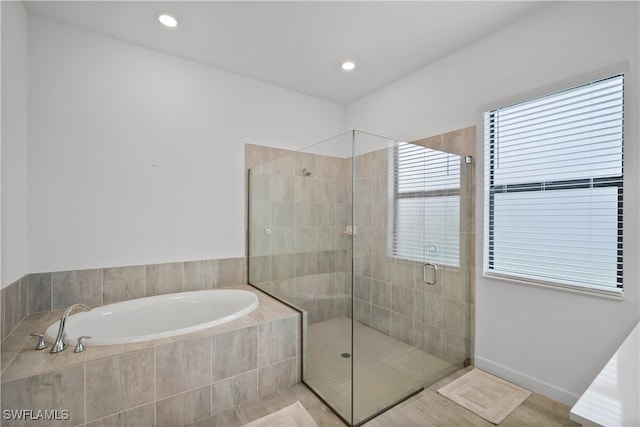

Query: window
[
  {"left": 484, "top": 74, "right": 624, "bottom": 295},
  {"left": 390, "top": 143, "right": 460, "bottom": 267}
]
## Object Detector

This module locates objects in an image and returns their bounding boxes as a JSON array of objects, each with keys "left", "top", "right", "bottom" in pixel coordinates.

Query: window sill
[{"left": 483, "top": 271, "right": 624, "bottom": 300}]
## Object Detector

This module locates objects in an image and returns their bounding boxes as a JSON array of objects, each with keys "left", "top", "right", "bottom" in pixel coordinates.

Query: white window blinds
[
  {"left": 484, "top": 74, "right": 624, "bottom": 295},
  {"left": 390, "top": 143, "right": 460, "bottom": 266}
]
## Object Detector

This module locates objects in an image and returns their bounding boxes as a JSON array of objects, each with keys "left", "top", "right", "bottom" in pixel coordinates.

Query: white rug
[
  {"left": 242, "top": 401, "right": 318, "bottom": 427},
  {"left": 437, "top": 369, "right": 532, "bottom": 424}
]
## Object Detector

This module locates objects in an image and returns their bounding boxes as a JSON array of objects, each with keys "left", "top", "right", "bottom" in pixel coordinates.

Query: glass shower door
[
  {"left": 298, "top": 131, "right": 355, "bottom": 424},
  {"left": 350, "top": 133, "right": 426, "bottom": 425},
  {"left": 247, "top": 130, "right": 472, "bottom": 427},
  {"left": 393, "top": 140, "right": 471, "bottom": 385}
]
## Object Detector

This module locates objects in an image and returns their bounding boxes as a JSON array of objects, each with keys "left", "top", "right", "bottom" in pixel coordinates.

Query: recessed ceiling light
[
  {"left": 341, "top": 61, "right": 356, "bottom": 71},
  {"left": 158, "top": 13, "right": 178, "bottom": 28}
]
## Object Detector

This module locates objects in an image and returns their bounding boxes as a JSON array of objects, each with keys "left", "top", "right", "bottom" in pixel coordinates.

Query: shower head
[{"left": 302, "top": 167, "right": 311, "bottom": 176}]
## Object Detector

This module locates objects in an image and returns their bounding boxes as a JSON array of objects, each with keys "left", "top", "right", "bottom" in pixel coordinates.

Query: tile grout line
[
  {"left": 83, "top": 362, "right": 87, "bottom": 426},
  {"left": 153, "top": 346, "right": 157, "bottom": 426},
  {"left": 210, "top": 332, "right": 214, "bottom": 420},
  {"left": 86, "top": 401, "right": 153, "bottom": 426},
  {"left": 256, "top": 324, "right": 262, "bottom": 399}
]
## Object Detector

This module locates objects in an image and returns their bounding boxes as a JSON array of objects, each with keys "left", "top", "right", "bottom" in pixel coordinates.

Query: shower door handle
[{"left": 423, "top": 263, "right": 437, "bottom": 285}]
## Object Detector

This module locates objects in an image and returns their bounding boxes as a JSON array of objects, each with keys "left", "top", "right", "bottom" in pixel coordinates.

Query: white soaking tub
[{"left": 44, "top": 289, "right": 259, "bottom": 346}]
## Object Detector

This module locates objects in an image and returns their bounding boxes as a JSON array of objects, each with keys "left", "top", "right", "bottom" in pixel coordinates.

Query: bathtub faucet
[{"left": 50, "top": 303, "right": 92, "bottom": 353}]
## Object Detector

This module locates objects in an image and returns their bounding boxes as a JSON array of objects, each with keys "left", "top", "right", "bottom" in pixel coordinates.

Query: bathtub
[{"left": 44, "top": 289, "right": 259, "bottom": 346}]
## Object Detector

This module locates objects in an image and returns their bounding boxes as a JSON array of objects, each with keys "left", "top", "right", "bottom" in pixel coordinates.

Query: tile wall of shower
[
  {"left": 247, "top": 130, "right": 474, "bottom": 364},
  {"left": 249, "top": 149, "right": 352, "bottom": 324}
]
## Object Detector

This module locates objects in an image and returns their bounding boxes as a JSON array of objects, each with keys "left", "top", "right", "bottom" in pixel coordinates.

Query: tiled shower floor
[{"left": 304, "top": 317, "right": 459, "bottom": 425}]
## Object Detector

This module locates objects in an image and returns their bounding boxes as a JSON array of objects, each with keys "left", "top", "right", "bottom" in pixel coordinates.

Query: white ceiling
[{"left": 24, "top": 1, "right": 552, "bottom": 105}]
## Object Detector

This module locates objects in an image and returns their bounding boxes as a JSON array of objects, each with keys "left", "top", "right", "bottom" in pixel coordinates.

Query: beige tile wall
[
  {"left": 2, "top": 364, "right": 85, "bottom": 426},
  {"left": 247, "top": 144, "right": 351, "bottom": 324},
  {"left": 1, "top": 276, "right": 29, "bottom": 341}
]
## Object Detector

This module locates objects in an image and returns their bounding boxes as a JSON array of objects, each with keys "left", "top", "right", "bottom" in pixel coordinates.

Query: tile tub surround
[
  {"left": 21, "top": 256, "right": 246, "bottom": 315},
  {"left": 0, "top": 285, "right": 301, "bottom": 426}
]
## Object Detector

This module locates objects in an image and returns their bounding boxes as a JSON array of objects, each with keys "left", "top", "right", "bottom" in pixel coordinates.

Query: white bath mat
[
  {"left": 437, "top": 369, "right": 532, "bottom": 424},
  {"left": 242, "top": 401, "right": 318, "bottom": 427}
]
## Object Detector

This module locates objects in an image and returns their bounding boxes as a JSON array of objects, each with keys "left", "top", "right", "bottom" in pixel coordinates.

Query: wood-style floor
[{"left": 194, "top": 366, "right": 580, "bottom": 426}]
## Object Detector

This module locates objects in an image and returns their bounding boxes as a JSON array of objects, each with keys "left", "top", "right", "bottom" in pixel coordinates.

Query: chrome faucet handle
[
  {"left": 74, "top": 336, "right": 92, "bottom": 353},
  {"left": 30, "top": 333, "right": 47, "bottom": 350}
]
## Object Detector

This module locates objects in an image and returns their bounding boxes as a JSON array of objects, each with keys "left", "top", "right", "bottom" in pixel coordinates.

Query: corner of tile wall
[{"left": 1, "top": 276, "right": 30, "bottom": 340}]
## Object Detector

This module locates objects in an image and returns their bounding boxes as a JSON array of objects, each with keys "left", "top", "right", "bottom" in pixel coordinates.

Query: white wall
[
  {"left": 347, "top": 1, "right": 639, "bottom": 406},
  {"left": 28, "top": 16, "right": 345, "bottom": 273},
  {"left": 1, "top": 1, "right": 29, "bottom": 288}
]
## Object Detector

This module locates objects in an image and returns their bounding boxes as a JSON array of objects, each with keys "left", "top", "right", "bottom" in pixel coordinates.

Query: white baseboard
[{"left": 474, "top": 356, "right": 581, "bottom": 407}]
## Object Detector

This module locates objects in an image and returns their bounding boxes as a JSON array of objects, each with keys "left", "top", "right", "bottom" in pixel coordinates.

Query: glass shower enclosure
[{"left": 248, "top": 130, "right": 472, "bottom": 426}]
